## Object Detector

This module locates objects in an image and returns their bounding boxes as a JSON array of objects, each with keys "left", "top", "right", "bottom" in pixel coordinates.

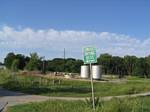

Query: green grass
[
  {"left": 0, "top": 69, "right": 11, "bottom": 85},
  {"left": 1, "top": 70, "right": 150, "bottom": 97},
  {"left": 7, "top": 96, "right": 150, "bottom": 112}
]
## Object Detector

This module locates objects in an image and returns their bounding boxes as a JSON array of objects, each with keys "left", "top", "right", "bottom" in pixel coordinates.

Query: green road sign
[{"left": 83, "top": 47, "right": 97, "bottom": 64}]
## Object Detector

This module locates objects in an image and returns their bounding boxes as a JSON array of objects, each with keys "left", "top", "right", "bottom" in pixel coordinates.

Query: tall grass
[
  {"left": 7, "top": 96, "right": 149, "bottom": 112},
  {"left": 0, "top": 69, "right": 11, "bottom": 85},
  {"left": 1, "top": 71, "right": 150, "bottom": 97}
]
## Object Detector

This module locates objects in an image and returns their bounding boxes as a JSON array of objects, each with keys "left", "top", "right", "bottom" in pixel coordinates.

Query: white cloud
[{"left": 0, "top": 25, "right": 150, "bottom": 61}]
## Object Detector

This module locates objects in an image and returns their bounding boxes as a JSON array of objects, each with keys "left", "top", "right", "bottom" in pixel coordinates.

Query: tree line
[
  {"left": 3, "top": 52, "right": 83, "bottom": 73},
  {"left": 3, "top": 52, "right": 150, "bottom": 77},
  {"left": 97, "top": 53, "right": 150, "bottom": 78}
]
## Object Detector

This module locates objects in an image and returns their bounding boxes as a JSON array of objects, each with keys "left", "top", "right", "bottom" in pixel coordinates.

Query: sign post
[
  {"left": 83, "top": 47, "right": 97, "bottom": 110},
  {"left": 90, "top": 63, "right": 95, "bottom": 110}
]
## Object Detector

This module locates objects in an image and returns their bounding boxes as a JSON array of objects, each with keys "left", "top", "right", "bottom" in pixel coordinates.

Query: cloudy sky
[{"left": 0, "top": 0, "right": 150, "bottom": 61}]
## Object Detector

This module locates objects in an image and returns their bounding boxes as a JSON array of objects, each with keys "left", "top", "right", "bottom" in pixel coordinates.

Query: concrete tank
[
  {"left": 92, "top": 65, "right": 102, "bottom": 80},
  {"left": 80, "top": 65, "right": 90, "bottom": 78}
]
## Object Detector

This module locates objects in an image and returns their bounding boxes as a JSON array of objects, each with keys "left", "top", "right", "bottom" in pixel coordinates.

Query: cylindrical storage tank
[
  {"left": 80, "top": 65, "right": 90, "bottom": 78},
  {"left": 92, "top": 65, "right": 102, "bottom": 80}
]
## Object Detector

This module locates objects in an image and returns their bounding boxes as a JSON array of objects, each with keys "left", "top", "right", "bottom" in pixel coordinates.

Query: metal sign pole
[
  {"left": 83, "top": 46, "right": 96, "bottom": 110},
  {"left": 90, "top": 63, "right": 95, "bottom": 110}
]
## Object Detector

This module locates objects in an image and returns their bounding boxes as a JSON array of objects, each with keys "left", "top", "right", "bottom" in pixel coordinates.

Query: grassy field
[
  {"left": 1, "top": 69, "right": 150, "bottom": 97},
  {"left": 7, "top": 96, "right": 150, "bottom": 112}
]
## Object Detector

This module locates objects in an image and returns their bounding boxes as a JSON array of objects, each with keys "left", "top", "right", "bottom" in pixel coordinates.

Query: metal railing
[{"left": 0, "top": 102, "right": 8, "bottom": 112}]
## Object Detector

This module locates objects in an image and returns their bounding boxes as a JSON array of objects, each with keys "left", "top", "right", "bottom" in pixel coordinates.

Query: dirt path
[{"left": 1, "top": 87, "right": 150, "bottom": 107}]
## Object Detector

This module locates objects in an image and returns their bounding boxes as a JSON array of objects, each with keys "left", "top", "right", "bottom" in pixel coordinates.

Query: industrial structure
[
  {"left": 80, "top": 65, "right": 102, "bottom": 80},
  {"left": 80, "top": 65, "right": 90, "bottom": 79},
  {"left": 92, "top": 65, "right": 102, "bottom": 80}
]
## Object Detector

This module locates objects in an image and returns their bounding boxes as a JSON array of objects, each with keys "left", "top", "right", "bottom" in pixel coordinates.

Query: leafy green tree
[
  {"left": 133, "top": 58, "right": 150, "bottom": 78},
  {"left": 47, "top": 58, "right": 83, "bottom": 73},
  {"left": 111, "top": 56, "right": 126, "bottom": 78},
  {"left": 97, "top": 53, "right": 112, "bottom": 74},
  {"left": 65, "top": 59, "right": 75, "bottom": 72},
  {"left": 11, "top": 59, "right": 19, "bottom": 72},
  {"left": 74, "top": 59, "right": 83, "bottom": 73},
  {"left": 146, "top": 55, "right": 150, "bottom": 69},
  {"left": 51, "top": 58, "right": 64, "bottom": 72},
  {"left": 15, "top": 54, "right": 26, "bottom": 70},
  {"left": 124, "top": 55, "right": 137, "bottom": 75},
  {"left": 65, "top": 58, "right": 81, "bottom": 73},
  {"left": 4, "top": 52, "right": 16, "bottom": 69},
  {"left": 25, "top": 53, "right": 41, "bottom": 71}
]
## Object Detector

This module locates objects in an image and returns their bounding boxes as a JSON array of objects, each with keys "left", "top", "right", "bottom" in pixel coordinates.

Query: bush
[{"left": 0, "top": 69, "right": 11, "bottom": 85}]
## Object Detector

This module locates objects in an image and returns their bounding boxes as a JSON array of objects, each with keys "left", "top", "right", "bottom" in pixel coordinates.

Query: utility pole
[
  {"left": 64, "top": 48, "right": 66, "bottom": 72},
  {"left": 42, "top": 56, "right": 46, "bottom": 74}
]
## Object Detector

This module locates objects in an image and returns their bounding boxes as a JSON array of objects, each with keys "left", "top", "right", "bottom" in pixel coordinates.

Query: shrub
[{"left": 0, "top": 69, "right": 11, "bottom": 85}]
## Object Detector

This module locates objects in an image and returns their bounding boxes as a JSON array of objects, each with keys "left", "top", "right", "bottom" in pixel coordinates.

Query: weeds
[
  {"left": 85, "top": 97, "right": 104, "bottom": 110},
  {"left": 7, "top": 96, "right": 149, "bottom": 112}
]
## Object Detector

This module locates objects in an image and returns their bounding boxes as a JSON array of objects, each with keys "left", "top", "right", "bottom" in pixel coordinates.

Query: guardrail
[{"left": 0, "top": 102, "right": 8, "bottom": 112}]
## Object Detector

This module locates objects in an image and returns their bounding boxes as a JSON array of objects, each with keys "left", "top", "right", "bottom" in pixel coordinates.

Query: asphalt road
[{"left": 0, "top": 88, "right": 25, "bottom": 97}]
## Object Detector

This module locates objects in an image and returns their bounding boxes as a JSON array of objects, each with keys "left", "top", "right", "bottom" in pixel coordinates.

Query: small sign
[{"left": 83, "top": 47, "right": 97, "bottom": 64}]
